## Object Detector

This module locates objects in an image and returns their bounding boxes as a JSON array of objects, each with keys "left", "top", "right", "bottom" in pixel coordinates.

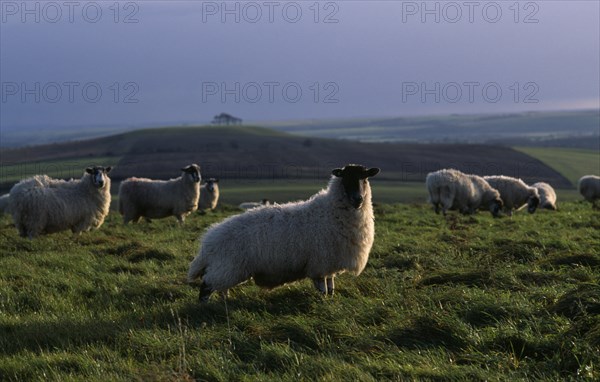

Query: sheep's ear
[
  {"left": 332, "top": 168, "right": 343, "bottom": 177},
  {"left": 105, "top": 166, "right": 112, "bottom": 173},
  {"left": 85, "top": 167, "right": 93, "bottom": 174},
  {"left": 366, "top": 168, "right": 380, "bottom": 178},
  {"left": 214, "top": 178, "right": 219, "bottom": 183}
]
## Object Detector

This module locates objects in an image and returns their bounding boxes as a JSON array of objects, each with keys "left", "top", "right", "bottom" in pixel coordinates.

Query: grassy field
[
  {"left": 515, "top": 147, "right": 600, "bottom": 186},
  {"left": 0, "top": 157, "right": 120, "bottom": 188},
  {"left": 1, "top": 200, "right": 598, "bottom": 381},
  {"left": 215, "top": 179, "right": 584, "bottom": 206}
]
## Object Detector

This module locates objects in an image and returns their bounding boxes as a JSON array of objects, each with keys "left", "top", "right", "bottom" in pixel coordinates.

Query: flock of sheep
[
  {"left": 0, "top": 164, "right": 598, "bottom": 301},
  {"left": 425, "top": 168, "right": 569, "bottom": 218}
]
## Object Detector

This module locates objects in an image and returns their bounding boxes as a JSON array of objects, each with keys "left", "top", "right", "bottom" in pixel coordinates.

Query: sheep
[
  {"left": 8, "top": 166, "right": 112, "bottom": 239},
  {"left": 426, "top": 169, "right": 503, "bottom": 217},
  {"left": 0, "top": 194, "right": 9, "bottom": 215},
  {"left": 238, "top": 198, "right": 271, "bottom": 210},
  {"left": 198, "top": 178, "right": 219, "bottom": 211},
  {"left": 578, "top": 175, "right": 600, "bottom": 206},
  {"left": 188, "top": 164, "right": 380, "bottom": 301},
  {"left": 483, "top": 175, "right": 540, "bottom": 216},
  {"left": 532, "top": 182, "right": 558, "bottom": 210},
  {"left": 118, "top": 164, "right": 201, "bottom": 224}
]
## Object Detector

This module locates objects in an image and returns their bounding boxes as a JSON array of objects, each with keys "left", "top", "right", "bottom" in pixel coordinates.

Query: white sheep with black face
[
  {"left": 578, "top": 175, "right": 600, "bottom": 206},
  {"left": 532, "top": 182, "right": 558, "bottom": 211},
  {"left": 198, "top": 178, "right": 219, "bottom": 211},
  {"left": 9, "top": 166, "right": 112, "bottom": 239},
  {"left": 483, "top": 175, "right": 540, "bottom": 216},
  {"left": 118, "top": 164, "right": 201, "bottom": 224},
  {"left": 188, "top": 164, "right": 380, "bottom": 302},
  {"left": 426, "top": 169, "right": 503, "bottom": 217}
]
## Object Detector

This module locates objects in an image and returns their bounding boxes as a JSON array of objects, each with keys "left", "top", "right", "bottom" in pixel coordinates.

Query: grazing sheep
[
  {"left": 0, "top": 194, "right": 9, "bottom": 215},
  {"left": 238, "top": 198, "right": 271, "bottom": 210},
  {"left": 9, "top": 166, "right": 112, "bottom": 239},
  {"left": 578, "top": 175, "right": 600, "bottom": 206},
  {"left": 118, "top": 164, "right": 201, "bottom": 224},
  {"left": 426, "top": 169, "right": 503, "bottom": 217},
  {"left": 484, "top": 176, "right": 540, "bottom": 216},
  {"left": 188, "top": 164, "right": 380, "bottom": 301},
  {"left": 198, "top": 178, "right": 219, "bottom": 211},
  {"left": 532, "top": 182, "right": 558, "bottom": 210}
]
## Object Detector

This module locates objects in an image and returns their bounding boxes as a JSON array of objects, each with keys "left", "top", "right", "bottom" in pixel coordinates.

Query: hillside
[
  {"left": 263, "top": 110, "right": 600, "bottom": 148},
  {"left": 0, "top": 126, "right": 571, "bottom": 194},
  {"left": 2, "top": 110, "right": 598, "bottom": 150}
]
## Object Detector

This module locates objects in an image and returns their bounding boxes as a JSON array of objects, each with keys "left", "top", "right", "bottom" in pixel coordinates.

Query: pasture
[
  {"left": 1, "top": 200, "right": 598, "bottom": 381},
  {"left": 515, "top": 147, "right": 600, "bottom": 186}
]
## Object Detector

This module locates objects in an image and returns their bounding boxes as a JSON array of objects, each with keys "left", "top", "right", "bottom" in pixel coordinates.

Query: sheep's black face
[
  {"left": 332, "top": 165, "right": 380, "bottom": 209},
  {"left": 527, "top": 195, "right": 540, "bottom": 214},
  {"left": 205, "top": 178, "right": 218, "bottom": 192},
  {"left": 490, "top": 198, "right": 503, "bottom": 218},
  {"left": 86, "top": 166, "right": 112, "bottom": 189},
  {"left": 182, "top": 164, "right": 201, "bottom": 183}
]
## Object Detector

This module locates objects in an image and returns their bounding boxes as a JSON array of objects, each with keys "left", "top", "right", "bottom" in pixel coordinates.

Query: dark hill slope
[{"left": 0, "top": 126, "right": 571, "bottom": 187}]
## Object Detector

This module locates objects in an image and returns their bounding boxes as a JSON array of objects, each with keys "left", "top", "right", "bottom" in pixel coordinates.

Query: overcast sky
[{"left": 1, "top": 1, "right": 598, "bottom": 129}]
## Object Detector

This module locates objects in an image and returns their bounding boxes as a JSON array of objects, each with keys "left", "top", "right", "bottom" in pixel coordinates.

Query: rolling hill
[
  {"left": 0, "top": 126, "right": 571, "bottom": 196},
  {"left": 2, "top": 110, "right": 598, "bottom": 150},
  {"left": 263, "top": 110, "right": 600, "bottom": 148}
]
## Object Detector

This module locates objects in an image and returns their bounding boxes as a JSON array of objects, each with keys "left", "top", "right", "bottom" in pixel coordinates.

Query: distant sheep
[
  {"left": 0, "top": 194, "right": 9, "bottom": 215},
  {"left": 9, "top": 166, "right": 112, "bottom": 239},
  {"left": 238, "top": 198, "right": 271, "bottom": 210},
  {"left": 532, "top": 182, "right": 557, "bottom": 210},
  {"left": 484, "top": 176, "right": 540, "bottom": 216},
  {"left": 578, "top": 175, "right": 600, "bottom": 206},
  {"left": 426, "top": 169, "right": 503, "bottom": 217},
  {"left": 118, "top": 164, "right": 201, "bottom": 224},
  {"left": 188, "top": 164, "right": 380, "bottom": 301},
  {"left": 198, "top": 178, "right": 219, "bottom": 211}
]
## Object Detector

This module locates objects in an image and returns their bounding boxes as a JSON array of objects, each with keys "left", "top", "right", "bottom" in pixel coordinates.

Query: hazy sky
[{"left": 1, "top": 1, "right": 599, "bottom": 129}]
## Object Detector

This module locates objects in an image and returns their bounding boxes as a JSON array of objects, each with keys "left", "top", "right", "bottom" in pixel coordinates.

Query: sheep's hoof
[
  {"left": 326, "top": 277, "right": 335, "bottom": 296},
  {"left": 312, "top": 278, "right": 327, "bottom": 295}
]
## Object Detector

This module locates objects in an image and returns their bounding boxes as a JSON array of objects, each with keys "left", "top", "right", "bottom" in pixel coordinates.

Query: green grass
[
  {"left": 515, "top": 147, "right": 600, "bottom": 186},
  {"left": 1, "top": 201, "right": 599, "bottom": 381},
  {"left": 0, "top": 157, "right": 120, "bottom": 186}
]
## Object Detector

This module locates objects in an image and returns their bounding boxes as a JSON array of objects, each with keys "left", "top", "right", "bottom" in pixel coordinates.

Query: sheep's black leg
[
  {"left": 312, "top": 278, "right": 327, "bottom": 295},
  {"left": 326, "top": 276, "right": 335, "bottom": 296},
  {"left": 199, "top": 281, "right": 213, "bottom": 303}
]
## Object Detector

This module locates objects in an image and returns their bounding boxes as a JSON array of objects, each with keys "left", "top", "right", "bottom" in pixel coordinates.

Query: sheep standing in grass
[
  {"left": 9, "top": 166, "right": 112, "bottom": 239},
  {"left": 198, "top": 178, "right": 219, "bottom": 211},
  {"left": 484, "top": 176, "right": 540, "bottom": 216},
  {"left": 238, "top": 199, "right": 271, "bottom": 210},
  {"left": 0, "top": 194, "right": 10, "bottom": 215},
  {"left": 118, "top": 164, "right": 201, "bottom": 224},
  {"left": 188, "top": 164, "right": 380, "bottom": 301},
  {"left": 426, "top": 169, "right": 503, "bottom": 217},
  {"left": 578, "top": 175, "right": 600, "bottom": 206},
  {"left": 532, "top": 182, "right": 558, "bottom": 210}
]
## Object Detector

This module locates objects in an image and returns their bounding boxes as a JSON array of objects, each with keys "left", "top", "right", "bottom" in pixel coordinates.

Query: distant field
[
  {"left": 220, "top": 180, "right": 584, "bottom": 205},
  {"left": 1, "top": 202, "right": 598, "bottom": 380},
  {"left": 264, "top": 110, "right": 600, "bottom": 149},
  {"left": 515, "top": 147, "right": 600, "bottom": 186},
  {"left": 2, "top": 110, "right": 598, "bottom": 149},
  {"left": 218, "top": 180, "right": 427, "bottom": 205},
  {"left": 0, "top": 157, "right": 120, "bottom": 191},
  {"left": 0, "top": 125, "right": 572, "bottom": 190}
]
